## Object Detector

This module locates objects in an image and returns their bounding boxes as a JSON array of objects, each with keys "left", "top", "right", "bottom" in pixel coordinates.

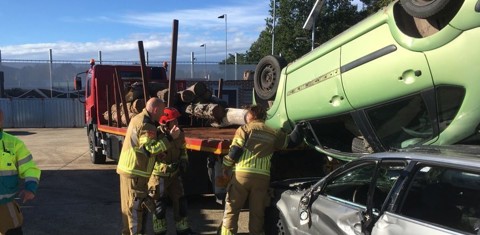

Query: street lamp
[
  {"left": 272, "top": 0, "right": 277, "bottom": 55},
  {"left": 218, "top": 14, "right": 227, "bottom": 80},
  {"left": 200, "top": 44, "right": 207, "bottom": 79}
]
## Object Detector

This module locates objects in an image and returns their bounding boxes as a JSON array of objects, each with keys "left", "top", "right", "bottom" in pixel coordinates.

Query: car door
[
  {"left": 293, "top": 159, "right": 407, "bottom": 235},
  {"left": 341, "top": 23, "right": 433, "bottom": 110},
  {"left": 373, "top": 163, "right": 480, "bottom": 234},
  {"left": 304, "top": 161, "right": 376, "bottom": 234},
  {"left": 284, "top": 48, "right": 353, "bottom": 122}
]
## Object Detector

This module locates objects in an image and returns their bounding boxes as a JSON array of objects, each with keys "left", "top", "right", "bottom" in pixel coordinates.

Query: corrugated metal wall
[{"left": 0, "top": 98, "right": 85, "bottom": 128}]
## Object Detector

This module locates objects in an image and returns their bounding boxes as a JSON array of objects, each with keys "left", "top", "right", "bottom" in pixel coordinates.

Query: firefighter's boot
[
  {"left": 152, "top": 214, "right": 167, "bottom": 235},
  {"left": 219, "top": 225, "right": 236, "bottom": 235},
  {"left": 176, "top": 217, "right": 195, "bottom": 235}
]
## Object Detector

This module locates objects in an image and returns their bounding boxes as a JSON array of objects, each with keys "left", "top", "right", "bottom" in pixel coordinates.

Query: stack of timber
[
  {"left": 103, "top": 99, "right": 145, "bottom": 126},
  {"left": 103, "top": 81, "right": 246, "bottom": 127},
  {"left": 182, "top": 82, "right": 246, "bottom": 127}
]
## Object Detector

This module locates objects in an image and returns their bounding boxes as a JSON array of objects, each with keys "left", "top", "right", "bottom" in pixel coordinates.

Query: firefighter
[
  {"left": 148, "top": 107, "right": 194, "bottom": 235},
  {"left": 0, "top": 109, "right": 41, "bottom": 235},
  {"left": 220, "top": 104, "right": 304, "bottom": 235},
  {"left": 117, "top": 98, "right": 181, "bottom": 235}
]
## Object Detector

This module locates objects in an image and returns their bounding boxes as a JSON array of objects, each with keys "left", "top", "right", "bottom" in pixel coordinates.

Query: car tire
[
  {"left": 89, "top": 129, "right": 106, "bottom": 164},
  {"left": 265, "top": 206, "right": 287, "bottom": 235},
  {"left": 254, "top": 55, "right": 287, "bottom": 103},
  {"left": 400, "top": 0, "right": 451, "bottom": 19}
]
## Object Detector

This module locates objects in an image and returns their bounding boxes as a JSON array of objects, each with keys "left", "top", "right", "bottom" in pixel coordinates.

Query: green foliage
[
  {"left": 243, "top": 0, "right": 395, "bottom": 63},
  {"left": 359, "top": 0, "right": 395, "bottom": 14},
  {"left": 219, "top": 53, "right": 248, "bottom": 64}
]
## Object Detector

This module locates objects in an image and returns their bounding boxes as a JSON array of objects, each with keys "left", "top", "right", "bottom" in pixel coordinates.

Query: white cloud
[{"left": 0, "top": 1, "right": 269, "bottom": 63}]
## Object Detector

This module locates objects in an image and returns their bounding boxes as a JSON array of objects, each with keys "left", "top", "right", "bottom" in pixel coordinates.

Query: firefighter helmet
[{"left": 159, "top": 107, "right": 181, "bottom": 124}]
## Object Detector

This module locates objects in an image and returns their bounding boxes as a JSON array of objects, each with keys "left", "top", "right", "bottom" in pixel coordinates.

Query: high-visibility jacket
[
  {"left": 116, "top": 109, "right": 172, "bottom": 178},
  {"left": 152, "top": 128, "right": 188, "bottom": 177},
  {"left": 0, "top": 131, "right": 41, "bottom": 205},
  {"left": 223, "top": 120, "right": 288, "bottom": 176}
]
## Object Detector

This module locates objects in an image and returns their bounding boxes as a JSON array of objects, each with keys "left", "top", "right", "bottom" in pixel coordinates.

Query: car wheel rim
[
  {"left": 260, "top": 65, "right": 276, "bottom": 92},
  {"left": 276, "top": 219, "right": 286, "bottom": 235}
]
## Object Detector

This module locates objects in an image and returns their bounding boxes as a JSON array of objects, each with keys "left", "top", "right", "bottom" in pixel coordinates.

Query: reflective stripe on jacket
[
  {"left": 152, "top": 129, "right": 188, "bottom": 177},
  {"left": 0, "top": 131, "right": 41, "bottom": 205},
  {"left": 116, "top": 109, "right": 171, "bottom": 178},
  {"left": 224, "top": 120, "right": 287, "bottom": 176}
]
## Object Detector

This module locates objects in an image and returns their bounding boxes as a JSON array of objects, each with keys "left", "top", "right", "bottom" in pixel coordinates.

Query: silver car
[{"left": 265, "top": 145, "right": 480, "bottom": 234}]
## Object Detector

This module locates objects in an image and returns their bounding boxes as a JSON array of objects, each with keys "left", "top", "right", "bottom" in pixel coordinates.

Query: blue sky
[{"left": 0, "top": 0, "right": 271, "bottom": 62}]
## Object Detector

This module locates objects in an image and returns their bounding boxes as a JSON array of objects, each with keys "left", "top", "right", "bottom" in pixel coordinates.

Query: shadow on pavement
[
  {"left": 20, "top": 169, "right": 227, "bottom": 235},
  {"left": 6, "top": 131, "right": 37, "bottom": 136}
]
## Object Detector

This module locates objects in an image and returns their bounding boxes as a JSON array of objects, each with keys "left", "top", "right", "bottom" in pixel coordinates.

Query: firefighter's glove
[
  {"left": 169, "top": 125, "right": 181, "bottom": 140},
  {"left": 179, "top": 159, "right": 188, "bottom": 174},
  {"left": 141, "top": 196, "right": 156, "bottom": 213},
  {"left": 288, "top": 123, "right": 305, "bottom": 148}
]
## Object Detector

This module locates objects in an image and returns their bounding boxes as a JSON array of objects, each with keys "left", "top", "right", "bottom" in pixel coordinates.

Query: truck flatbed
[
  {"left": 97, "top": 124, "right": 235, "bottom": 155},
  {"left": 183, "top": 127, "right": 236, "bottom": 155}
]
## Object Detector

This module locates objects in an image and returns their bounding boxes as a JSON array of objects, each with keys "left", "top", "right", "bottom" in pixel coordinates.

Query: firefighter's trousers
[
  {"left": 222, "top": 172, "right": 269, "bottom": 235},
  {"left": 148, "top": 174, "right": 190, "bottom": 233},
  {"left": 120, "top": 174, "right": 149, "bottom": 235}
]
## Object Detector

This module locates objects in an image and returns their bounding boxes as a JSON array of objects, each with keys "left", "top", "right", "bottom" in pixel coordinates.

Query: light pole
[
  {"left": 218, "top": 14, "right": 227, "bottom": 80},
  {"left": 200, "top": 44, "right": 207, "bottom": 79},
  {"left": 272, "top": 0, "right": 277, "bottom": 55},
  {"left": 49, "top": 49, "right": 53, "bottom": 98},
  {"left": 190, "top": 52, "right": 195, "bottom": 79}
]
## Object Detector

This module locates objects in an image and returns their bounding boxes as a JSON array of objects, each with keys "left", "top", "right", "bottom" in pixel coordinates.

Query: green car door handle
[{"left": 398, "top": 69, "right": 422, "bottom": 84}]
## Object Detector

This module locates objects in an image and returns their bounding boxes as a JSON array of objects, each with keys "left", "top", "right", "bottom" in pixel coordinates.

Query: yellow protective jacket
[
  {"left": 152, "top": 128, "right": 188, "bottom": 177},
  {"left": 223, "top": 120, "right": 288, "bottom": 176},
  {"left": 0, "top": 131, "right": 41, "bottom": 205},
  {"left": 116, "top": 109, "right": 172, "bottom": 178}
]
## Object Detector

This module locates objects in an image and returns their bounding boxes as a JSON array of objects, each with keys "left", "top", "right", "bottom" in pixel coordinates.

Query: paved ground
[{"left": 6, "top": 128, "right": 249, "bottom": 235}]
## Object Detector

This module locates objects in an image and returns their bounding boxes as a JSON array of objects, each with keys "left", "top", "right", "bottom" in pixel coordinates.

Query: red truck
[
  {"left": 74, "top": 58, "right": 247, "bottom": 194},
  {"left": 74, "top": 60, "right": 324, "bottom": 196}
]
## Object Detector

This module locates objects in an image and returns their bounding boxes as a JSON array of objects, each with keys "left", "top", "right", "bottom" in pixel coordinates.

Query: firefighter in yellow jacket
[
  {"left": 148, "top": 107, "right": 193, "bottom": 235},
  {"left": 0, "top": 109, "right": 41, "bottom": 235},
  {"left": 117, "top": 98, "right": 181, "bottom": 235},
  {"left": 220, "top": 104, "right": 304, "bottom": 235}
]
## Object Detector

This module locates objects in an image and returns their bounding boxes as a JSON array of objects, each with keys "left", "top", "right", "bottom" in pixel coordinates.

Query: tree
[
  {"left": 245, "top": 30, "right": 273, "bottom": 63},
  {"left": 244, "top": 0, "right": 394, "bottom": 63},
  {"left": 311, "top": 0, "right": 363, "bottom": 51},
  {"left": 218, "top": 52, "right": 248, "bottom": 64},
  {"left": 358, "top": 0, "right": 395, "bottom": 14}
]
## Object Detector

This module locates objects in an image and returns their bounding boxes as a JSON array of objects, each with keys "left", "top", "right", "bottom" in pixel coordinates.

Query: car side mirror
[
  {"left": 74, "top": 76, "right": 82, "bottom": 91},
  {"left": 298, "top": 194, "right": 311, "bottom": 225}
]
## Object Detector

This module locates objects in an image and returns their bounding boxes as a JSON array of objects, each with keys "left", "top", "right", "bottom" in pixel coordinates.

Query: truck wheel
[
  {"left": 400, "top": 0, "right": 451, "bottom": 19},
  {"left": 254, "top": 55, "right": 287, "bottom": 102},
  {"left": 89, "top": 130, "right": 106, "bottom": 164}
]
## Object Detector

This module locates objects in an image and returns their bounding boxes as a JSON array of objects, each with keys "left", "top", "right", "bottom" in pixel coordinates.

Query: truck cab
[{"left": 75, "top": 62, "right": 185, "bottom": 163}]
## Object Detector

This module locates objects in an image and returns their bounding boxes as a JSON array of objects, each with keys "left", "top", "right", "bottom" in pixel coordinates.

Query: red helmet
[{"left": 159, "top": 107, "right": 181, "bottom": 124}]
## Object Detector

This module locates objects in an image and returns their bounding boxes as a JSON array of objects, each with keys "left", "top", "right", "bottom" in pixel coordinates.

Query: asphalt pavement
[{"left": 6, "top": 128, "right": 249, "bottom": 235}]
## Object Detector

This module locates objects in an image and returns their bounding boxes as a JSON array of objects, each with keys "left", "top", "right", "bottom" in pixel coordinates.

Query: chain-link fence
[{"left": 0, "top": 59, "right": 256, "bottom": 98}]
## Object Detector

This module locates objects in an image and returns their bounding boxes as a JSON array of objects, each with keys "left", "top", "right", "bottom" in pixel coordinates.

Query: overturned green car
[{"left": 254, "top": 0, "right": 480, "bottom": 161}]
